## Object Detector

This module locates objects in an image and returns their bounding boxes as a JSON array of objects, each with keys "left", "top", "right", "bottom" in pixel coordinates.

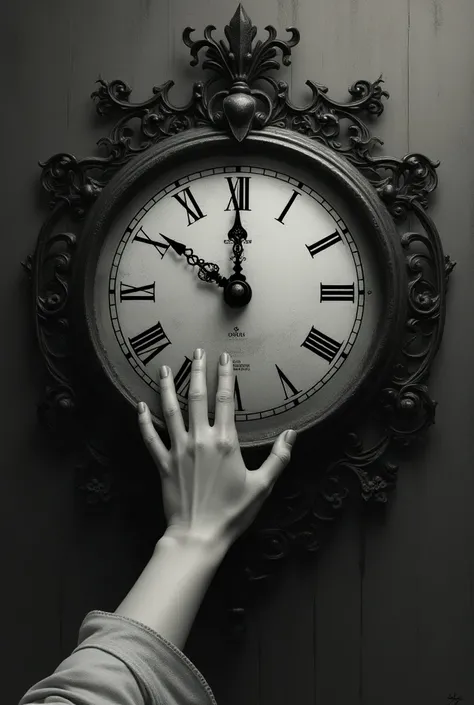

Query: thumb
[{"left": 253, "top": 429, "right": 297, "bottom": 493}]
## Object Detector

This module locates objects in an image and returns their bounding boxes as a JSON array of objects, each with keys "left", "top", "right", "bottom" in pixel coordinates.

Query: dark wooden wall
[{"left": 3, "top": 1, "right": 474, "bottom": 704}]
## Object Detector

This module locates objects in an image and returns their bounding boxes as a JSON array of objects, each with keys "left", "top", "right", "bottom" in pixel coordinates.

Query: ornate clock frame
[{"left": 24, "top": 4, "right": 455, "bottom": 634}]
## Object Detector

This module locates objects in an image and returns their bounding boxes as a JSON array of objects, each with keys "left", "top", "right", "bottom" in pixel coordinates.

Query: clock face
[{"left": 85, "top": 129, "right": 403, "bottom": 446}]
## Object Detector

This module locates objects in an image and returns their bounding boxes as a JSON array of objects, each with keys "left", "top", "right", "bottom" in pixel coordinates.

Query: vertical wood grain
[
  {"left": 356, "top": 0, "right": 474, "bottom": 702},
  {"left": 0, "top": 2, "right": 78, "bottom": 703},
  {"left": 399, "top": 0, "right": 474, "bottom": 701}
]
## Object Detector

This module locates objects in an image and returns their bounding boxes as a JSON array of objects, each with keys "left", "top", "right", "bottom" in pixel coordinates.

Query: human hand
[{"left": 137, "top": 348, "right": 297, "bottom": 549}]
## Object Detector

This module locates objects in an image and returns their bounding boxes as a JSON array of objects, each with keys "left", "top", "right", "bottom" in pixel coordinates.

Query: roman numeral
[
  {"left": 301, "top": 326, "right": 342, "bottom": 363},
  {"left": 119, "top": 282, "right": 156, "bottom": 301},
  {"left": 320, "top": 283, "right": 355, "bottom": 302},
  {"left": 174, "top": 356, "right": 193, "bottom": 399},
  {"left": 275, "top": 188, "right": 301, "bottom": 224},
  {"left": 173, "top": 187, "right": 206, "bottom": 225},
  {"left": 128, "top": 321, "right": 171, "bottom": 365},
  {"left": 275, "top": 364, "right": 301, "bottom": 401},
  {"left": 234, "top": 376, "right": 244, "bottom": 411},
  {"left": 133, "top": 228, "right": 170, "bottom": 258},
  {"left": 306, "top": 230, "right": 342, "bottom": 257},
  {"left": 225, "top": 176, "right": 251, "bottom": 211}
]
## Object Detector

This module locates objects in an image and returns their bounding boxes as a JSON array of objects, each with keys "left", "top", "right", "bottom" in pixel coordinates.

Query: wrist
[
  {"left": 116, "top": 523, "right": 230, "bottom": 649},
  {"left": 158, "top": 525, "right": 231, "bottom": 563}
]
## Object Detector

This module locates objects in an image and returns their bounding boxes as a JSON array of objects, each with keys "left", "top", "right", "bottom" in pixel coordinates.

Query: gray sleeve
[{"left": 18, "top": 610, "right": 218, "bottom": 705}]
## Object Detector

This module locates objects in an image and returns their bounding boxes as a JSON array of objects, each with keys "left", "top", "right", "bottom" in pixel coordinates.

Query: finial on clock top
[{"left": 182, "top": 3, "right": 300, "bottom": 141}]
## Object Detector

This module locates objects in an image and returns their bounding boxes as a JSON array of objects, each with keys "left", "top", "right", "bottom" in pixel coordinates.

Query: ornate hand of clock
[
  {"left": 224, "top": 207, "right": 252, "bottom": 307},
  {"left": 25, "top": 3, "right": 455, "bottom": 635},
  {"left": 160, "top": 235, "right": 228, "bottom": 286},
  {"left": 228, "top": 208, "right": 247, "bottom": 276}
]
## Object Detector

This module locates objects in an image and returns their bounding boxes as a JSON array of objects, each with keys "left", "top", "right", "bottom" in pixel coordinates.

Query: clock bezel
[{"left": 71, "top": 125, "right": 407, "bottom": 447}]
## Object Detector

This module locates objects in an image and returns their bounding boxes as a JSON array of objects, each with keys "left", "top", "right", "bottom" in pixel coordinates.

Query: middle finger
[
  {"left": 213, "top": 351, "right": 236, "bottom": 433},
  {"left": 188, "top": 348, "right": 209, "bottom": 435}
]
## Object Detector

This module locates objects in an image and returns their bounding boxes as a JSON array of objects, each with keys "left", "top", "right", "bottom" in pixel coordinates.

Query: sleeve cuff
[{"left": 18, "top": 609, "right": 217, "bottom": 705}]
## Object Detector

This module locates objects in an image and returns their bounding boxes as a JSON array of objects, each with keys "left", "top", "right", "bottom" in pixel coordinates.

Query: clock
[{"left": 73, "top": 126, "right": 407, "bottom": 447}]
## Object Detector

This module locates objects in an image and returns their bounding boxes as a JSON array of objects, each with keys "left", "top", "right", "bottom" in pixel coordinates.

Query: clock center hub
[{"left": 224, "top": 279, "right": 253, "bottom": 308}]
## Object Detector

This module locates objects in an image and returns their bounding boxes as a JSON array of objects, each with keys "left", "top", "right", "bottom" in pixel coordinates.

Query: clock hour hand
[
  {"left": 161, "top": 235, "right": 228, "bottom": 288},
  {"left": 161, "top": 234, "right": 252, "bottom": 309}
]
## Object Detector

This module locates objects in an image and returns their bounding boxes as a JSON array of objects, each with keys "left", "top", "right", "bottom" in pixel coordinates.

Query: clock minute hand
[
  {"left": 227, "top": 208, "right": 247, "bottom": 279},
  {"left": 161, "top": 235, "right": 228, "bottom": 287},
  {"left": 221, "top": 208, "right": 253, "bottom": 308}
]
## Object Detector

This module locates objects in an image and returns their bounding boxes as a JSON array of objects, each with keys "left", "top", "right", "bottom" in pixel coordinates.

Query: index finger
[{"left": 213, "top": 351, "right": 236, "bottom": 432}]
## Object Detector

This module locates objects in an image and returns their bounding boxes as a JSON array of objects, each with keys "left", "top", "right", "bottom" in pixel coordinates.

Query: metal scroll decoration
[{"left": 24, "top": 4, "right": 454, "bottom": 631}]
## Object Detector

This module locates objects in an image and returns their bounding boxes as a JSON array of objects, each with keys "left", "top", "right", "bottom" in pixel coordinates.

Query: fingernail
[
  {"left": 160, "top": 365, "right": 169, "bottom": 379},
  {"left": 194, "top": 348, "right": 203, "bottom": 360},
  {"left": 220, "top": 352, "right": 229, "bottom": 365},
  {"left": 285, "top": 429, "right": 297, "bottom": 445},
  {"left": 137, "top": 402, "right": 147, "bottom": 414}
]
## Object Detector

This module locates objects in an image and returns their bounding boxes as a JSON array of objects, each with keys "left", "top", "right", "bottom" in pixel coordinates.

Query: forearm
[{"left": 115, "top": 529, "right": 229, "bottom": 650}]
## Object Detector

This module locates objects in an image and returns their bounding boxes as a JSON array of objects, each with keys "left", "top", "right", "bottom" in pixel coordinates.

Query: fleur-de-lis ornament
[{"left": 183, "top": 3, "right": 300, "bottom": 141}]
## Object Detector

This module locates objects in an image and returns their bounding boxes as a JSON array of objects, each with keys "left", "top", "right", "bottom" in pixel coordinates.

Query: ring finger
[{"left": 159, "top": 365, "right": 187, "bottom": 444}]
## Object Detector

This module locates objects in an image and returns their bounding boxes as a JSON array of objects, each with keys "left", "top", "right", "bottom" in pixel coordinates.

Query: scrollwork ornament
[
  {"left": 75, "top": 444, "right": 115, "bottom": 513},
  {"left": 25, "top": 3, "right": 455, "bottom": 633}
]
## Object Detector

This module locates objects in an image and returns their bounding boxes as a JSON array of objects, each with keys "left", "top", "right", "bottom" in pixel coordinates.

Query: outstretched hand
[{"left": 137, "top": 348, "right": 297, "bottom": 548}]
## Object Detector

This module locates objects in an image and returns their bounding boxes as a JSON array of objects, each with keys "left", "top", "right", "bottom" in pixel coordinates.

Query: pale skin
[{"left": 115, "top": 348, "right": 297, "bottom": 650}]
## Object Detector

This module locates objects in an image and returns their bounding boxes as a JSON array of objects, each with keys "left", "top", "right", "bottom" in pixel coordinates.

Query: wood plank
[
  {"left": 385, "top": 0, "right": 474, "bottom": 701},
  {"left": 363, "top": 0, "right": 474, "bottom": 703},
  {"left": 254, "top": 551, "right": 317, "bottom": 705},
  {"left": 311, "top": 507, "right": 364, "bottom": 704},
  {"left": 0, "top": 1, "right": 77, "bottom": 702}
]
